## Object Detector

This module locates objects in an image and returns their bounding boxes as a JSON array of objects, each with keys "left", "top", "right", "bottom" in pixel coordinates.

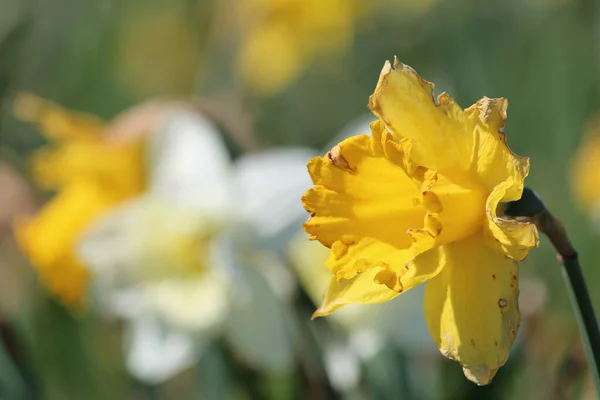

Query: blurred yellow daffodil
[
  {"left": 236, "top": 0, "right": 362, "bottom": 95},
  {"left": 301, "top": 59, "right": 539, "bottom": 385},
  {"left": 572, "top": 116, "right": 600, "bottom": 214},
  {"left": 13, "top": 94, "right": 145, "bottom": 308}
]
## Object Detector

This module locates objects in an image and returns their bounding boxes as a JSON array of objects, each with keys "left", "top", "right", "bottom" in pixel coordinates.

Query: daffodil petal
[
  {"left": 13, "top": 93, "right": 104, "bottom": 141},
  {"left": 465, "top": 96, "right": 529, "bottom": 197},
  {"left": 424, "top": 234, "right": 520, "bottom": 385},
  {"left": 126, "top": 314, "right": 199, "bottom": 384},
  {"left": 368, "top": 59, "right": 471, "bottom": 171},
  {"left": 140, "top": 275, "right": 230, "bottom": 333},
  {"left": 148, "top": 110, "right": 232, "bottom": 217},
  {"left": 78, "top": 197, "right": 216, "bottom": 285},
  {"left": 313, "top": 267, "right": 399, "bottom": 318},
  {"left": 571, "top": 116, "right": 600, "bottom": 210},
  {"left": 483, "top": 180, "right": 539, "bottom": 260},
  {"left": 302, "top": 133, "right": 424, "bottom": 249},
  {"left": 314, "top": 243, "right": 444, "bottom": 317},
  {"left": 322, "top": 114, "right": 375, "bottom": 154},
  {"left": 30, "top": 141, "right": 144, "bottom": 192},
  {"left": 232, "top": 147, "right": 315, "bottom": 243},
  {"left": 224, "top": 267, "right": 294, "bottom": 372},
  {"left": 237, "top": 22, "right": 302, "bottom": 95},
  {"left": 14, "top": 180, "right": 117, "bottom": 307}
]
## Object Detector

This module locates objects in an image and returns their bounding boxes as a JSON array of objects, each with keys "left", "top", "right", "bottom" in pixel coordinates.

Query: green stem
[
  {"left": 506, "top": 187, "right": 600, "bottom": 395},
  {"left": 561, "top": 253, "right": 600, "bottom": 391}
]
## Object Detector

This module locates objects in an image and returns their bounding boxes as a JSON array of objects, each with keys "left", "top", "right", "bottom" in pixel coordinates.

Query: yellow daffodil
[
  {"left": 301, "top": 59, "right": 539, "bottom": 385},
  {"left": 13, "top": 94, "right": 145, "bottom": 308},
  {"left": 115, "top": 3, "right": 202, "bottom": 97},
  {"left": 572, "top": 116, "right": 600, "bottom": 214},
  {"left": 236, "top": 0, "right": 362, "bottom": 95}
]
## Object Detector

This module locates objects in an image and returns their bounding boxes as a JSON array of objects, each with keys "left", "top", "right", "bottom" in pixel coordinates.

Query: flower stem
[
  {"left": 560, "top": 252, "right": 600, "bottom": 392},
  {"left": 506, "top": 188, "right": 600, "bottom": 393}
]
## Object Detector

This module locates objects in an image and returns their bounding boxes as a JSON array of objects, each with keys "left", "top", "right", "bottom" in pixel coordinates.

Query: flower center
[{"left": 434, "top": 172, "right": 488, "bottom": 245}]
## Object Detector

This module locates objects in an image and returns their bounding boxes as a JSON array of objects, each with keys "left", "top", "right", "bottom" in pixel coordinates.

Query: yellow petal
[
  {"left": 464, "top": 96, "right": 530, "bottom": 198},
  {"left": 31, "top": 141, "right": 145, "bottom": 193},
  {"left": 14, "top": 95, "right": 148, "bottom": 308},
  {"left": 237, "top": 22, "right": 302, "bottom": 95},
  {"left": 296, "top": 0, "right": 354, "bottom": 54},
  {"left": 313, "top": 242, "right": 445, "bottom": 317},
  {"left": 302, "top": 134, "right": 425, "bottom": 250},
  {"left": 14, "top": 180, "right": 117, "bottom": 307},
  {"left": 424, "top": 234, "right": 520, "bottom": 385},
  {"left": 312, "top": 267, "right": 399, "bottom": 318},
  {"left": 368, "top": 59, "right": 472, "bottom": 171},
  {"left": 571, "top": 115, "right": 600, "bottom": 211},
  {"left": 14, "top": 93, "right": 104, "bottom": 141},
  {"left": 367, "top": 60, "right": 530, "bottom": 206},
  {"left": 483, "top": 179, "right": 539, "bottom": 260},
  {"left": 303, "top": 130, "right": 486, "bottom": 250},
  {"left": 303, "top": 125, "right": 491, "bottom": 307}
]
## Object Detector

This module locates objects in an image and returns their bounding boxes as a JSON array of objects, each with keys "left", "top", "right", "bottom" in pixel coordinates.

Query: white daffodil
[
  {"left": 77, "top": 108, "right": 316, "bottom": 383},
  {"left": 223, "top": 147, "right": 316, "bottom": 372}
]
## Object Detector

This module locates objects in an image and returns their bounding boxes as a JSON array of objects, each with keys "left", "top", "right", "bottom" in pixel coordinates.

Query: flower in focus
[
  {"left": 301, "top": 58, "right": 539, "bottom": 384},
  {"left": 571, "top": 115, "right": 600, "bottom": 218},
  {"left": 235, "top": 0, "right": 363, "bottom": 95},
  {"left": 13, "top": 94, "right": 145, "bottom": 308}
]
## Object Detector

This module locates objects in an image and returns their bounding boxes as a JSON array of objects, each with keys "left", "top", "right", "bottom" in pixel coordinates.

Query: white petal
[
  {"left": 148, "top": 110, "right": 232, "bottom": 217},
  {"left": 78, "top": 197, "right": 222, "bottom": 286},
  {"left": 94, "top": 286, "right": 149, "bottom": 321},
  {"left": 224, "top": 267, "right": 294, "bottom": 372},
  {"left": 126, "top": 314, "right": 199, "bottom": 384},
  {"left": 323, "top": 342, "right": 361, "bottom": 392},
  {"left": 76, "top": 199, "right": 146, "bottom": 284},
  {"left": 349, "top": 328, "right": 383, "bottom": 360},
  {"left": 141, "top": 275, "right": 230, "bottom": 333},
  {"left": 231, "top": 147, "right": 315, "bottom": 243}
]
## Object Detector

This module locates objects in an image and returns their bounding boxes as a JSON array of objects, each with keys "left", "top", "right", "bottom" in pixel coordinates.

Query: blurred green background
[{"left": 0, "top": 0, "right": 599, "bottom": 399}]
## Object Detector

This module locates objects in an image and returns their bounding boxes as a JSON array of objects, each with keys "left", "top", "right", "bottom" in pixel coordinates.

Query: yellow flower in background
[
  {"left": 236, "top": 0, "right": 362, "bottom": 95},
  {"left": 572, "top": 116, "right": 600, "bottom": 213},
  {"left": 301, "top": 59, "right": 539, "bottom": 385},
  {"left": 115, "top": 3, "right": 203, "bottom": 97},
  {"left": 13, "top": 94, "right": 145, "bottom": 308}
]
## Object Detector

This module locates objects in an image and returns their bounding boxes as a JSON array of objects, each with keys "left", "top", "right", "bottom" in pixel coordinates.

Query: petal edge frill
[
  {"left": 465, "top": 96, "right": 530, "bottom": 198},
  {"left": 14, "top": 93, "right": 104, "bottom": 141},
  {"left": 313, "top": 243, "right": 444, "bottom": 317},
  {"left": 302, "top": 133, "right": 424, "bottom": 250},
  {"left": 483, "top": 180, "right": 539, "bottom": 261},
  {"left": 368, "top": 58, "right": 472, "bottom": 171}
]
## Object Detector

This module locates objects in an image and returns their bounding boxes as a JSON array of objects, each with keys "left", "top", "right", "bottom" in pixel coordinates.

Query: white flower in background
[{"left": 77, "top": 109, "right": 315, "bottom": 383}]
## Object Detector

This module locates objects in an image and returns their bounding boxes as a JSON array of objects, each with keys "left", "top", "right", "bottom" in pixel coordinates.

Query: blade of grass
[{"left": 0, "top": 333, "right": 28, "bottom": 399}]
